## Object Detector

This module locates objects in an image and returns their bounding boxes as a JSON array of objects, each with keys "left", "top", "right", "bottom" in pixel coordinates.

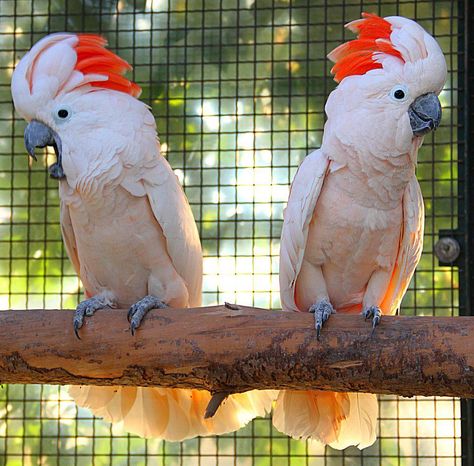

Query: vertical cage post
[{"left": 459, "top": 1, "right": 474, "bottom": 465}]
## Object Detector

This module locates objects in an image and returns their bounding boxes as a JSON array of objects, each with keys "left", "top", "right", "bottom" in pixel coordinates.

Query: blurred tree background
[{"left": 0, "top": 0, "right": 461, "bottom": 464}]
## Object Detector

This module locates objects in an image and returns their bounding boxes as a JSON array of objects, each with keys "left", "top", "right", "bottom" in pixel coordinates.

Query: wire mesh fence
[{"left": 0, "top": 0, "right": 465, "bottom": 464}]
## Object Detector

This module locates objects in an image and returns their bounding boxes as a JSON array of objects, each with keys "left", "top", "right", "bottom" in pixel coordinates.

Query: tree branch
[{"left": 0, "top": 305, "right": 473, "bottom": 398}]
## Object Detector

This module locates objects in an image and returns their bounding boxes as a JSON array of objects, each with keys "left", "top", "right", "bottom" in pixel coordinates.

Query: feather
[
  {"left": 144, "top": 158, "right": 203, "bottom": 308},
  {"left": 328, "top": 393, "right": 378, "bottom": 450},
  {"left": 380, "top": 175, "right": 424, "bottom": 314},
  {"left": 70, "top": 386, "right": 275, "bottom": 441},
  {"left": 11, "top": 32, "right": 141, "bottom": 116},
  {"left": 273, "top": 391, "right": 350, "bottom": 444},
  {"left": 60, "top": 201, "right": 81, "bottom": 277},
  {"left": 74, "top": 34, "right": 141, "bottom": 97},
  {"left": 273, "top": 390, "right": 377, "bottom": 450},
  {"left": 328, "top": 13, "right": 403, "bottom": 82},
  {"left": 279, "top": 149, "right": 329, "bottom": 313}
]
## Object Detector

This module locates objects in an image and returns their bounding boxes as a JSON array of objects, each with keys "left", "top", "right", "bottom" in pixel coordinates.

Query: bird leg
[
  {"left": 309, "top": 299, "right": 335, "bottom": 340},
  {"left": 128, "top": 295, "right": 167, "bottom": 335},
  {"left": 362, "top": 268, "right": 389, "bottom": 333},
  {"left": 73, "top": 292, "right": 114, "bottom": 339}
]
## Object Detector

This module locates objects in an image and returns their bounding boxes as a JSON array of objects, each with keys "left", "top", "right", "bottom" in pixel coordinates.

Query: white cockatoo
[
  {"left": 11, "top": 33, "right": 274, "bottom": 441},
  {"left": 274, "top": 13, "right": 446, "bottom": 449}
]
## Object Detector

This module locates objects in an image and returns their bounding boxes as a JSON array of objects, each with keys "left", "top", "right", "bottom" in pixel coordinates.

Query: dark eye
[
  {"left": 394, "top": 89, "right": 405, "bottom": 100},
  {"left": 57, "top": 109, "right": 69, "bottom": 119},
  {"left": 389, "top": 85, "right": 409, "bottom": 102}
]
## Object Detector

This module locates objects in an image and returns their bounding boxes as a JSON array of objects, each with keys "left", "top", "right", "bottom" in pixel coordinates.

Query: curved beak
[
  {"left": 408, "top": 92, "right": 442, "bottom": 137},
  {"left": 24, "top": 120, "right": 65, "bottom": 179}
]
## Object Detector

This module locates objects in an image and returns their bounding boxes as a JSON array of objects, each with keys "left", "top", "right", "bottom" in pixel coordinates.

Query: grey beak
[
  {"left": 408, "top": 92, "right": 442, "bottom": 137},
  {"left": 24, "top": 120, "right": 65, "bottom": 179}
]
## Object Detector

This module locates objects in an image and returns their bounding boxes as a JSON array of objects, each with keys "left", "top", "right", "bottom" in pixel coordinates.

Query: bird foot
[
  {"left": 73, "top": 295, "right": 112, "bottom": 339},
  {"left": 309, "top": 299, "right": 335, "bottom": 340},
  {"left": 362, "top": 306, "right": 382, "bottom": 333},
  {"left": 128, "top": 295, "right": 167, "bottom": 335},
  {"left": 48, "top": 161, "right": 65, "bottom": 179}
]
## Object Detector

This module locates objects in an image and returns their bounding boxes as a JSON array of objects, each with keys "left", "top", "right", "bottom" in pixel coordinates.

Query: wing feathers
[
  {"left": 380, "top": 175, "right": 424, "bottom": 314},
  {"left": 59, "top": 201, "right": 81, "bottom": 277},
  {"left": 279, "top": 150, "right": 329, "bottom": 312},
  {"left": 144, "top": 158, "right": 203, "bottom": 308}
]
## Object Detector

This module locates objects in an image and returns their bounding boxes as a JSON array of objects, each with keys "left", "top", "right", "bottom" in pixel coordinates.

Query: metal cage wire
[{"left": 0, "top": 0, "right": 468, "bottom": 465}]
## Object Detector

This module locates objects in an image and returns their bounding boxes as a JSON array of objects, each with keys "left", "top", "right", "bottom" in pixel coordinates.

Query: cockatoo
[
  {"left": 11, "top": 33, "right": 273, "bottom": 441},
  {"left": 274, "top": 14, "right": 446, "bottom": 449}
]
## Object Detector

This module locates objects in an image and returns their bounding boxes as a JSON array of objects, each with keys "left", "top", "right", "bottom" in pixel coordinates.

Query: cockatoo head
[
  {"left": 11, "top": 33, "right": 143, "bottom": 181},
  {"left": 324, "top": 13, "right": 447, "bottom": 159}
]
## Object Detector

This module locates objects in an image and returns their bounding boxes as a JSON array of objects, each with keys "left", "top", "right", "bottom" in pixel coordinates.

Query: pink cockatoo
[
  {"left": 274, "top": 14, "right": 446, "bottom": 448},
  {"left": 11, "top": 33, "right": 274, "bottom": 440}
]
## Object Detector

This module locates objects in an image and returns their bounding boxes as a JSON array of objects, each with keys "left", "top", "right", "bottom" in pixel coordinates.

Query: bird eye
[
  {"left": 389, "top": 85, "right": 409, "bottom": 102},
  {"left": 53, "top": 105, "right": 72, "bottom": 123},
  {"left": 394, "top": 89, "right": 405, "bottom": 99}
]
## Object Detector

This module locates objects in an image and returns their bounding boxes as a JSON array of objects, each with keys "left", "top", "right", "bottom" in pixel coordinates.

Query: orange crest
[
  {"left": 75, "top": 34, "right": 141, "bottom": 97},
  {"left": 328, "top": 13, "right": 404, "bottom": 83}
]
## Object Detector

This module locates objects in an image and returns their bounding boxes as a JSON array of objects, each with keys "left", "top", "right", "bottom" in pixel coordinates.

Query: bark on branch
[{"left": 0, "top": 305, "right": 473, "bottom": 398}]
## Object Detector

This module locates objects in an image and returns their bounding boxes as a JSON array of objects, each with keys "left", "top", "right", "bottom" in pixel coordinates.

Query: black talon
[
  {"left": 73, "top": 322, "right": 81, "bottom": 340},
  {"left": 309, "top": 299, "right": 334, "bottom": 340},
  {"left": 363, "top": 306, "right": 382, "bottom": 335},
  {"left": 373, "top": 315, "right": 380, "bottom": 328},
  {"left": 316, "top": 323, "right": 322, "bottom": 341}
]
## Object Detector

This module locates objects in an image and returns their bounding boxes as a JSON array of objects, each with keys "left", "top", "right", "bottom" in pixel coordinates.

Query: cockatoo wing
[
  {"left": 380, "top": 175, "right": 424, "bottom": 315},
  {"left": 60, "top": 201, "right": 81, "bottom": 278},
  {"left": 279, "top": 149, "right": 330, "bottom": 312},
  {"left": 143, "top": 157, "right": 203, "bottom": 307}
]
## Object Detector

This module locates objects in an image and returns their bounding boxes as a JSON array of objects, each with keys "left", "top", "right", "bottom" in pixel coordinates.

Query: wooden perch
[{"left": 0, "top": 305, "right": 473, "bottom": 398}]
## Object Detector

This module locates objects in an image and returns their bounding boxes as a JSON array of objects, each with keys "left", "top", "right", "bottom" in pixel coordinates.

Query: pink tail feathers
[
  {"left": 69, "top": 386, "right": 276, "bottom": 441},
  {"left": 272, "top": 390, "right": 378, "bottom": 450}
]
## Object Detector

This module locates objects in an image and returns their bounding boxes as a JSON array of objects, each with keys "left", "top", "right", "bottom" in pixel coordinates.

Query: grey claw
[
  {"left": 73, "top": 321, "right": 81, "bottom": 340},
  {"left": 362, "top": 306, "right": 382, "bottom": 333},
  {"left": 127, "top": 295, "right": 167, "bottom": 336},
  {"left": 373, "top": 315, "right": 381, "bottom": 328},
  {"left": 316, "top": 323, "right": 322, "bottom": 341},
  {"left": 224, "top": 302, "right": 240, "bottom": 310},
  {"left": 309, "top": 299, "right": 334, "bottom": 339},
  {"left": 73, "top": 306, "right": 85, "bottom": 339},
  {"left": 72, "top": 296, "right": 110, "bottom": 339}
]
